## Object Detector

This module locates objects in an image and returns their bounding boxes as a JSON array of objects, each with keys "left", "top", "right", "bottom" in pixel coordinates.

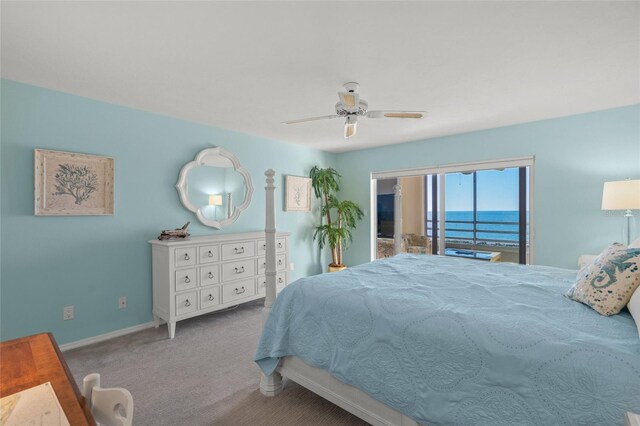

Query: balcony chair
[{"left": 402, "top": 233, "right": 432, "bottom": 254}]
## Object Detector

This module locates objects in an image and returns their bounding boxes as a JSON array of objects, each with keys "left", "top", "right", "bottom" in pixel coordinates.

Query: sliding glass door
[
  {"left": 372, "top": 157, "right": 533, "bottom": 264},
  {"left": 443, "top": 167, "right": 529, "bottom": 264}
]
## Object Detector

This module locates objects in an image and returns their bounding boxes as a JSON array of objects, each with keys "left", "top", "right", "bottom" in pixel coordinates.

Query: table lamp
[
  {"left": 209, "top": 194, "right": 223, "bottom": 220},
  {"left": 602, "top": 179, "right": 640, "bottom": 245}
]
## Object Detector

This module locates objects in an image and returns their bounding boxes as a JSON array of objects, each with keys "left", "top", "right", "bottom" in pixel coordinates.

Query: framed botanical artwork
[
  {"left": 284, "top": 175, "right": 311, "bottom": 212},
  {"left": 34, "top": 149, "right": 114, "bottom": 216}
]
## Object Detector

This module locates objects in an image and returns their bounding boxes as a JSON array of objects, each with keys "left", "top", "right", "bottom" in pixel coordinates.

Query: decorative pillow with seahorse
[{"left": 565, "top": 243, "right": 640, "bottom": 316}]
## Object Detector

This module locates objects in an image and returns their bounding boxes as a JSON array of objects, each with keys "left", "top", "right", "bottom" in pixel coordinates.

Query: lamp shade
[
  {"left": 208, "top": 194, "right": 223, "bottom": 206},
  {"left": 602, "top": 179, "right": 640, "bottom": 210}
]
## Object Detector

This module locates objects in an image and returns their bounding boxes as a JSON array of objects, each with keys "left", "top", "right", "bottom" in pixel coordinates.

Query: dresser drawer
[
  {"left": 200, "top": 265, "right": 219, "bottom": 286},
  {"left": 221, "top": 259, "right": 256, "bottom": 282},
  {"left": 200, "top": 287, "right": 220, "bottom": 309},
  {"left": 175, "top": 291, "right": 197, "bottom": 316},
  {"left": 175, "top": 268, "right": 197, "bottom": 292},
  {"left": 199, "top": 245, "right": 219, "bottom": 263},
  {"left": 258, "top": 238, "right": 286, "bottom": 255},
  {"left": 222, "top": 279, "right": 256, "bottom": 303},
  {"left": 277, "top": 271, "right": 287, "bottom": 287},
  {"left": 257, "top": 254, "right": 287, "bottom": 274},
  {"left": 259, "top": 272, "right": 287, "bottom": 294},
  {"left": 175, "top": 247, "right": 196, "bottom": 268},
  {"left": 221, "top": 241, "right": 255, "bottom": 260}
]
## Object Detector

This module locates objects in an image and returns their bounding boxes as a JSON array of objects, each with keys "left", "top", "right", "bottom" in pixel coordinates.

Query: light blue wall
[
  {"left": 0, "top": 80, "right": 335, "bottom": 344},
  {"left": 336, "top": 105, "right": 640, "bottom": 269},
  {"left": 2, "top": 79, "right": 638, "bottom": 345}
]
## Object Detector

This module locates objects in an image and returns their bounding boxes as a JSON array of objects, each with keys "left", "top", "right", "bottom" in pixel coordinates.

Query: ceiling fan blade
[
  {"left": 281, "top": 115, "right": 339, "bottom": 124},
  {"left": 338, "top": 92, "right": 360, "bottom": 111},
  {"left": 365, "top": 111, "right": 425, "bottom": 119}
]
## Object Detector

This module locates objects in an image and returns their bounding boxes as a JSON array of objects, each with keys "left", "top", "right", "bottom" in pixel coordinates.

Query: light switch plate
[{"left": 63, "top": 306, "right": 74, "bottom": 320}]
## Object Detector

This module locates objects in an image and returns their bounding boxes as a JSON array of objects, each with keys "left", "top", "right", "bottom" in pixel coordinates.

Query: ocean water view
[{"left": 426, "top": 210, "right": 529, "bottom": 244}]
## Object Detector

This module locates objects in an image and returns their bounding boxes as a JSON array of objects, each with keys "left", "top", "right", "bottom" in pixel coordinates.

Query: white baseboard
[{"left": 59, "top": 321, "right": 156, "bottom": 351}]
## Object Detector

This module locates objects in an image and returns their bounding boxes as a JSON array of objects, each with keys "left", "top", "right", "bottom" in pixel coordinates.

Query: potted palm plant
[{"left": 310, "top": 166, "right": 364, "bottom": 272}]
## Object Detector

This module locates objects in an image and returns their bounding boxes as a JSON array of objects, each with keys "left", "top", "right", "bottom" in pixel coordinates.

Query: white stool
[{"left": 82, "top": 373, "right": 133, "bottom": 426}]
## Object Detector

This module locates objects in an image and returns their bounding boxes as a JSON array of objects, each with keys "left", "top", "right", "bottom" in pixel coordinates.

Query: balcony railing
[{"left": 426, "top": 219, "right": 525, "bottom": 247}]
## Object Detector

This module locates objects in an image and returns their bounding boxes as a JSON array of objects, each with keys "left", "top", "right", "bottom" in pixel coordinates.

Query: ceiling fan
[{"left": 282, "top": 82, "right": 426, "bottom": 139}]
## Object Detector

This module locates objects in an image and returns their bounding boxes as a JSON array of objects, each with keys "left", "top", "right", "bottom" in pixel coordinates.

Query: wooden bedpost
[
  {"left": 260, "top": 169, "right": 283, "bottom": 396},
  {"left": 393, "top": 183, "right": 403, "bottom": 255}
]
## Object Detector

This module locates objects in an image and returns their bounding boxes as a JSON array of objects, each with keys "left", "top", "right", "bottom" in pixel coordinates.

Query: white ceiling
[{"left": 2, "top": 1, "right": 639, "bottom": 153}]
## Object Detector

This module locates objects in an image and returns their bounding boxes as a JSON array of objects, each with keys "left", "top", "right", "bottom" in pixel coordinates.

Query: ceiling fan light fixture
[
  {"left": 343, "top": 94, "right": 357, "bottom": 107},
  {"left": 344, "top": 116, "right": 357, "bottom": 139},
  {"left": 339, "top": 91, "right": 360, "bottom": 112}
]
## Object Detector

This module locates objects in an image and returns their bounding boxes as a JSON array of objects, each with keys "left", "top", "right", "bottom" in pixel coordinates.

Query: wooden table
[{"left": 0, "top": 333, "right": 95, "bottom": 425}]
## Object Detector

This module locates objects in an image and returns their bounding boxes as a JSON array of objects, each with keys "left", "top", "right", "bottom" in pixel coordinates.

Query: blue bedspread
[{"left": 255, "top": 254, "right": 640, "bottom": 425}]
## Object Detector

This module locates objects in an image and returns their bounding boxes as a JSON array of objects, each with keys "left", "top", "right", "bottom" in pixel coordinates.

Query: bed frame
[{"left": 259, "top": 170, "right": 418, "bottom": 426}]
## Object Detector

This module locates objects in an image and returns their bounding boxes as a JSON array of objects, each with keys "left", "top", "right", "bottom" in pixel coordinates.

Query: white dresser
[{"left": 149, "top": 232, "right": 290, "bottom": 338}]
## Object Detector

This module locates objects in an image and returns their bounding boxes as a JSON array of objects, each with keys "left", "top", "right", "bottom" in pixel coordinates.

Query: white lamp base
[{"left": 624, "top": 209, "right": 634, "bottom": 246}]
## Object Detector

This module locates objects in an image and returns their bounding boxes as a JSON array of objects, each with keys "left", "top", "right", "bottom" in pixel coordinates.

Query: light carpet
[{"left": 64, "top": 299, "right": 368, "bottom": 426}]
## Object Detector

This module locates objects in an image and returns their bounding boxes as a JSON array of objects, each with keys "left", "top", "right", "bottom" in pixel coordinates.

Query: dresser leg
[
  {"left": 168, "top": 322, "right": 176, "bottom": 339},
  {"left": 153, "top": 314, "right": 161, "bottom": 328}
]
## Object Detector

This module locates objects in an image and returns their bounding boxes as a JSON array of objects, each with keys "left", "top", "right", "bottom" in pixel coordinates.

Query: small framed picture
[
  {"left": 284, "top": 175, "right": 311, "bottom": 212},
  {"left": 34, "top": 149, "right": 114, "bottom": 216}
]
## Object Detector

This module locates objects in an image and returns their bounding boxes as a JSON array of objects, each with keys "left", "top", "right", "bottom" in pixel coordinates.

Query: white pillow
[
  {"left": 628, "top": 288, "right": 640, "bottom": 338},
  {"left": 630, "top": 236, "right": 640, "bottom": 249}
]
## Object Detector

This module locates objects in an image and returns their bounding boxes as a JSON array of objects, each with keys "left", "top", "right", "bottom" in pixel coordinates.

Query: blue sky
[{"left": 425, "top": 168, "right": 528, "bottom": 212}]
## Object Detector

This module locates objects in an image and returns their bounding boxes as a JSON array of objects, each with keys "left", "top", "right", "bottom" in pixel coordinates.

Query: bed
[{"left": 256, "top": 171, "right": 640, "bottom": 426}]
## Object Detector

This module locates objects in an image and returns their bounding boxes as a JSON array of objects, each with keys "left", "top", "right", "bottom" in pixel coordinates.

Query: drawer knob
[
  {"left": 185, "top": 299, "right": 191, "bottom": 307},
  {"left": 278, "top": 277, "right": 283, "bottom": 283},
  {"left": 208, "top": 294, "right": 214, "bottom": 301},
  {"left": 207, "top": 250, "right": 214, "bottom": 257},
  {"left": 208, "top": 272, "right": 214, "bottom": 279},
  {"left": 278, "top": 242, "right": 283, "bottom": 248},
  {"left": 234, "top": 247, "right": 245, "bottom": 254},
  {"left": 184, "top": 253, "right": 190, "bottom": 261},
  {"left": 263, "top": 262, "right": 266, "bottom": 266},
  {"left": 184, "top": 276, "right": 191, "bottom": 283},
  {"left": 234, "top": 266, "right": 245, "bottom": 274},
  {"left": 234, "top": 286, "right": 246, "bottom": 295},
  {"left": 262, "top": 244, "right": 266, "bottom": 249},
  {"left": 278, "top": 259, "right": 283, "bottom": 265}
]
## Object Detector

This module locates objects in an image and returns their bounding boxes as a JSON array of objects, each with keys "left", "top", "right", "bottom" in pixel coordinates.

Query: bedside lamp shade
[
  {"left": 602, "top": 179, "right": 640, "bottom": 245},
  {"left": 209, "top": 194, "right": 223, "bottom": 206},
  {"left": 602, "top": 180, "right": 640, "bottom": 210}
]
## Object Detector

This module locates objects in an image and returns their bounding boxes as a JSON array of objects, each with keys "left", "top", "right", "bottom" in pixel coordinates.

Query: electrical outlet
[
  {"left": 290, "top": 263, "right": 294, "bottom": 271},
  {"left": 119, "top": 296, "right": 127, "bottom": 310},
  {"left": 63, "top": 306, "right": 74, "bottom": 320}
]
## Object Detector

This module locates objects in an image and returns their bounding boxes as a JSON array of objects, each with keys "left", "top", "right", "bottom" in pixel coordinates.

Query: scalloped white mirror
[{"left": 176, "top": 147, "right": 253, "bottom": 229}]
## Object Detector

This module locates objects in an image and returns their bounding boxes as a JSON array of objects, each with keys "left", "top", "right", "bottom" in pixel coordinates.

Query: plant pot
[{"left": 328, "top": 264, "right": 347, "bottom": 273}]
